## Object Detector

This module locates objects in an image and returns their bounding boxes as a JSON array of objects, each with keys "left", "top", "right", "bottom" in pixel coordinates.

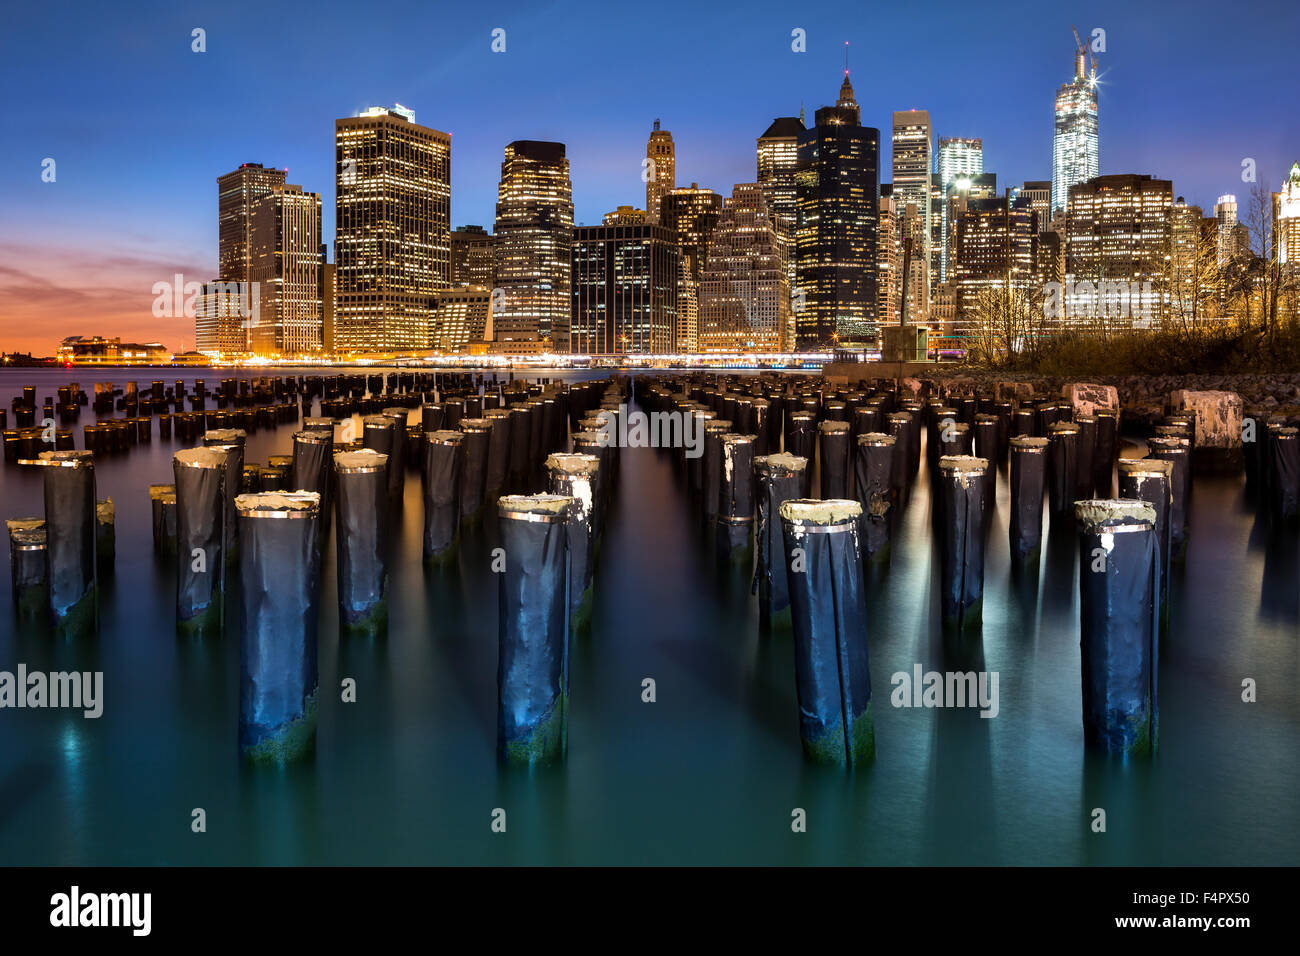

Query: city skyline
[{"left": 2, "top": 0, "right": 1297, "bottom": 354}]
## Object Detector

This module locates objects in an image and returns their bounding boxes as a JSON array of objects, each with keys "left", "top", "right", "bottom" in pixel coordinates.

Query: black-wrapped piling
[
  {"left": 936, "top": 455, "right": 990, "bottom": 632},
  {"left": 334, "top": 449, "right": 390, "bottom": 634},
  {"left": 497, "top": 494, "right": 571, "bottom": 766},
  {"left": 545, "top": 453, "right": 599, "bottom": 635},
  {"left": 149, "top": 484, "right": 177, "bottom": 557},
  {"left": 204, "top": 430, "right": 246, "bottom": 563},
  {"left": 817, "top": 421, "right": 851, "bottom": 499},
  {"left": 1009, "top": 436, "right": 1048, "bottom": 561},
  {"left": 458, "top": 418, "right": 492, "bottom": 525},
  {"left": 290, "top": 430, "right": 333, "bottom": 520},
  {"left": 1075, "top": 499, "right": 1159, "bottom": 757},
  {"left": 778, "top": 498, "right": 875, "bottom": 766},
  {"left": 7, "top": 518, "right": 47, "bottom": 621},
  {"left": 173, "top": 447, "right": 226, "bottom": 637},
  {"left": 753, "top": 453, "right": 806, "bottom": 630},
  {"left": 854, "top": 433, "right": 894, "bottom": 564},
  {"left": 1117, "top": 458, "right": 1173, "bottom": 631},
  {"left": 1269, "top": 427, "right": 1299, "bottom": 521},
  {"left": 95, "top": 498, "right": 114, "bottom": 577},
  {"left": 716, "top": 433, "right": 756, "bottom": 564},
  {"left": 422, "top": 430, "right": 463, "bottom": 565},
  {"left": 21, "top": 450, "right": 97, "bottom": 637},
  {"left": 1047, "top": 421, "right": 1080, "bottom": 518},
  {"left": 236, "top": 492, "right": 321, "bottom": 763},
  {"left": 1147, "top": 436, "right": 1190, "bottom": 561}
]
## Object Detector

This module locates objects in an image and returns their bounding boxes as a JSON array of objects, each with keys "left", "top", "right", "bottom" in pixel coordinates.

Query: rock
[
  {"left": 1170, "top": 389, "right": 1244, "bottom": 472},
  {"left": 1061, "top": 383, "right": 1119, "bottom": 418},
  {"left": 996, "top": 381, "right": 1034, "bottom": 403}
]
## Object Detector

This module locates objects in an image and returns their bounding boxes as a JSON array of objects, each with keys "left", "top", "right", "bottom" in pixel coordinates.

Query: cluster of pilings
[
  {"left": 9, "top": 450, "right": 114, "bottom": 639},
  {"left": 125, "top": 372, "right": 615, "bottom": 764},
  {"left": 632, "top": 371, "right": 1205, "bottom": 762}
]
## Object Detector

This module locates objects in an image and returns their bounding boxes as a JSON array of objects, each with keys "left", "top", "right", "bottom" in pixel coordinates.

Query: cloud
[{"left": 0, "top": 242, "right": 208, "bottom": 354}]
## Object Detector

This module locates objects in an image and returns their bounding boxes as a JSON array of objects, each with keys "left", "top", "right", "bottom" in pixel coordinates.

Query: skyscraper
[
  {"left": 877, "top": 190, "right": 900, "bottom": 327},
  {"left": 1277, "top": 162, "right": 1300, "bottom": 268},
  {"left": 645, "top": 120, "right": 676, "bottom": 224},
  {"left": 951, "top": 195, "right": 1036, "bottom": 344},
  {"left": 757, "top": 116, "right": 805, "bottom": 294},
  {"left": 570, "top": 215, "right": 678, "bottom": 355},
  {"left": 215, "top": 163, "right": 286, "bottom": 353},
  {"left": 450, "top": 225, "right": 495, "bottom": 288},
  {"left": 660, "top": 184, "right": 723, "bottom": 353},
  {"left": 795, "top": 71, "right": 879, "bottom": 349},
  {"left": 1065, "top": 174, "right": 1173, "bottom": 327},
  {"left": 936, "top": 137, "right": 983, "bottom": 282},
  {"left": 1018, "top": 181, "right": 1053, "bottom": 231},
  {"left": 334, "top": 105, "right": 450, "bottom": 353},
  {"left": 892, "top": 110, "right": 933, "bottom": 312},
  {"left": 1214, "top": 195, "right": 1240, "bottom": 266},
  {"left": 699, "top": 183, "right": 790, "bottom": 352},
  {"left": 1052, "top": 39, "right": 1099, "bottom": 215},
  {"left": 248, "top": 183, "right": 323, "bottom": 355},
  {"left": 493, "top": 140, "right": 574, "bottom": 350}
]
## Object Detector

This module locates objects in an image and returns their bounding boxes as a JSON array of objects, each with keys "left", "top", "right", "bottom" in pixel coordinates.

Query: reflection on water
[{"left": 0, "top": 369, "right": 1297, "bottom": 864}]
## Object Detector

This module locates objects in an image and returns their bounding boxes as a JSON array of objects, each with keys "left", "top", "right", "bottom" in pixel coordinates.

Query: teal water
[{"left": 0, "top": 368, "right": 1296, "bottom": 864}]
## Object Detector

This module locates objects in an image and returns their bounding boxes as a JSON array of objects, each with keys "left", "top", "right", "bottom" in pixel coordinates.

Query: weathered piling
[
  {"left": 458, "top": 418, "right": 492, "bottom": 524},
  {"left": 817, "top": 421, "right": 851, "bottom": 499},
  {"left": 1269, "top": 427, "right": 1299, "bottom": 521},
  {"left": 497, "top": 495, "right": 572, "bottom": 767},
  {"left": 1094, "top": 409, "right": 1118, "bottom": 495},
  {"left": 21, "top": 451, "right": 98, "bottom": 637},
  {"left": 752, "top": 454, "right": 806, "bottom": 630},
  {"left": 380, "top": 408, "right": 410, "bottom": 494},
  {"left": 422, "top": 430, "right": 463, "bottom": 565},
  {"left": 936, "top": 456, "right": 990, "bottom": 632},
  {"left": 204, "top": 430, "right": 246, "bottom": 562},
  {"left": 787, "top": 412, "right": 816, "bottom": 496},
  {"left": 236, "top": 492, "right": 322, "bottom": 763},
  {"left": 1009, "top": 437, "right": 1048, "bottom": 561},
  {"left": 974, "top": 414, "right": 1000, "bottom": 463},
  {"left": 1075, "top": 499, "right": 1159, "bottom": 757},
  {"left": 7, "top": 518, "right": 47, "bottom": 620},
  {"left": 1047, "top": 421, "right": 1080, "bottom": 517},
  {"left": 1117, "top": 458, "right": 1173, "bottom": 629},
  {"left": 362, "top": 415, "right": 398, "bottom": 495},
  {"left": 886, "top": 412, "right": 912, "bottom": 500},
  {"left": 483, "top": 408, "right": 513, "bottom": 499},
  {"left": 702, "top": 419, "right": 733, "bottom": 520},
  {"left": 854, "top": 433, "right": 895, "bottom": 564},
  {"left": 545, "top": 453, "right": 600, "bottom": 634},
  {"left": 149, "top": 484, "right": 177, "bottom": 557},
  {"left": 291, "top": 429, "right": 333, "bottom": 523},
  {"left": 173, "top": 448, "right": 226, "bottom": 637},
  {"left": 95, "top": 498, "right": 114, "bottom": 577},
  {"left": 334, "top": 450, "right": 390, "bottom": 634},
  {"left": 778, "top": 499, "right": 875, "bottom": 766},
  {"left": 717, "top": 433, "right": 756, "bottom": 564},
  {"left": 1147, "top": 436, "right": 1190, "bottom": 561}
]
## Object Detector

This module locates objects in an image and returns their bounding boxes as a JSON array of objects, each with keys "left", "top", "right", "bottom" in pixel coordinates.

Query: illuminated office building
[
  {"left": 758, "top": 115, "right": 805, "bottom": 295},
  {"left": 450, "top": 226, "right": 495, "bottom": 288},
  {"left": 248, "top": 183, "right": 323, "bottom": 355},
  {"left": 892, "top": 110, "right": 932, "bottom": 311},
  {"left": 1066, "top": 174, "right": 1173, "bottom": 326},
  {"left": 877, "top": 190, "right": 900, "bottom": 327},
  {"left": 334, "top": 105, "right": 450, "bottom": 353},
  {"left": 1277, "top": 162, "right": 1300, "bottom": 269},
  {"left": 795, "top": 72, "right": 879, "bottom": 349},
  {"left": 1052, "top": 42, "right": 1099, "bottom": 214},
  {"left": 660, "top": 184, "right": 723, "bottom": 352},
  {"left": 432, "top": 286, "right": 493, "bottom": 352},
  {"left": 951, "top": 196, "right": 1036, "bottom": 342},
  {"left": 570, "top": 218, "right": 678, "bottom": 355},
  {"left": 493, "top": 140, "right": 574, "bottom": 350},
  {"left": 699, "top": 183, "right": 790, "bottom": 352},
  {"left": 936, "top": 137, "right": 983, "bottom": 281},
  {"left": 645, "top": 120, "right": 676, "bottom": 224},
  {"left": 215, "top": 163, "right": 286, "bottom": 353}
]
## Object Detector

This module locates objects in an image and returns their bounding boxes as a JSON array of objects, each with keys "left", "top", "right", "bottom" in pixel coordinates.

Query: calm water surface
[{"left": 0, "top": 367, "right": 1296, "bottom": 864}]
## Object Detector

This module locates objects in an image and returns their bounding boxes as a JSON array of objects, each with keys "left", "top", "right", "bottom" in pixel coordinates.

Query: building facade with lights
[
  {"left": 645, "top": 121, "right": 676, "bottom": 224},
  {"left": 794, "top": 73, "right": 879, "bottom": 349},
  {"left": 660, "top": 184, "right": 723, "bottom": 353},
  {"left": 492, "top": 140, "right": 574, "bottom": 350},
  {"left": 248, "top": 183, "right": 323, "bottom": 356},
  {"left": 570, "top": 214, "right": 678, "bottom": 355},
  {"left": 1052, "top": 48, "right": 1099, "bottom": 215},
  {"left": 334, "top": 105, "right": 450, "bottom": 354},
  {"left": 699, "top": 183, "right": 790, "bottom": 353}
]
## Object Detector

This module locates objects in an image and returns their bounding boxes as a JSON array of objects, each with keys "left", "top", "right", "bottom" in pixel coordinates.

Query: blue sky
[{"left": 0, "top": 0, "right": 1296, "bottom": 351}]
